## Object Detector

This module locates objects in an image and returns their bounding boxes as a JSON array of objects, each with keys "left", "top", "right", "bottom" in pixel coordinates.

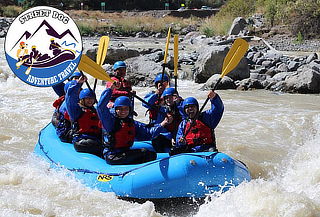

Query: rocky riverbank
[{"left": 1, "top": 16, "right": 320, "bottom": 94}]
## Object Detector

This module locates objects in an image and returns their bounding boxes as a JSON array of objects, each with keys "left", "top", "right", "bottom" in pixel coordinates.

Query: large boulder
[
  {"left": 193, "top": 45, "right": 250, "bottom": 83},
  {"left": 236, "top": 78, "right": 264, "bottom": 90},
  {"left": 268, "top": 69, "right": 320, "bottom": 93},
  {"left": 228, "top": 17, "right": 247, "bottom": 35},
  {"left": 86, "top": 47, "right": 140, "bottom": 64},
  {"left": 125, "top": 54, "right": 163, "bottom": 86},
  {"left": 201, "top": 74, "right": 236, "bottom": 90},
  {"left": 283, "top": 69, "right": 320, "bottom": 93}
]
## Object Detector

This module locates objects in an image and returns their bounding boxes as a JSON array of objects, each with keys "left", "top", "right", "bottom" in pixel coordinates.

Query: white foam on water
[{"left": 195, "top": 115, "right": 320, "bottom": 217}]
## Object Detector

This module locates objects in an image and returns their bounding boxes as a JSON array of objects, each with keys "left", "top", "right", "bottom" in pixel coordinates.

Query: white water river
[{"left": 0, "top": 38, "right": 320, "bottom": 217}]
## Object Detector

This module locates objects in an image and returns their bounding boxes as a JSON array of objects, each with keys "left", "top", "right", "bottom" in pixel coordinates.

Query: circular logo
[{"left": 4, "top": 6, "right": 82, "bottom": 87}]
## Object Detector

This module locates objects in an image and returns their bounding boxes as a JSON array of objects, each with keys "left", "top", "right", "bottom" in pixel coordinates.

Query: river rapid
[{"left": 0, "top": 37, "right": 320, "bottom": 217}]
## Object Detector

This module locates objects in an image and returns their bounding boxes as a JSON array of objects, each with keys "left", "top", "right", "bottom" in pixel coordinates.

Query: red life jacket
[
  {"left": 76, "top": 108, "right": 101, "bottom": 136},
  {"left": 53, "top": 95, "right": 65, "bottom": 109},
  {"left": 113, "top": 119, "right": 136, "bottom": 149},
  {"left": 107, "top": 76, "right": 132, "bottom": 102},
  {"left": 184, "top": 119, "right": 214, "bottom": 148},
  {"left": 148, "top": 99, "right": 161, "bottom": 121}
]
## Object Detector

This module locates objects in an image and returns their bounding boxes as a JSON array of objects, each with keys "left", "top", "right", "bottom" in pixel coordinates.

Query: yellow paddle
[
  {"left": 163, "top": 27, "right": 171, "bottom": 65},
  {"left": 173, "top": 34, "right": 179, "bottom": 91},
  {"left": 78, "top": 54, "right": 114, "bottom": 82},
  {"left": 199, "top": 38, "right": 249, "bottom": 112},
  {"left": 160, "top": 27, "right": 171, "bottom": 84},
  {"left": 222, "top": 38, "right": 249, "bottom": 77},
  {"left": 93, "top": 36, "right": 110, "bottom": 91}
]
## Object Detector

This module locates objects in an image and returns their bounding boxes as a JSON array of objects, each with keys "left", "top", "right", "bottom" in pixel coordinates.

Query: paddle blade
[
  {"left": 78, "top": 54, "right": 113, "bottom": 82},
  {"left": 163, "top": 27, "right": 171, "bottom": 64},
  {"left": 96, "top": 36, "right": 110, "bottom": 66},
  {"left": 174, "top": 34, "right": 179, "bottom": 77},
  {"left": 221, "top": 38, "right": 249, "bottom": 77}
]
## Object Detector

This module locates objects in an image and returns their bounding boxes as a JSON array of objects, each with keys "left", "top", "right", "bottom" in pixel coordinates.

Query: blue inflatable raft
[{"left": 34, "top": 123, "right": 251, "bottom": 199}]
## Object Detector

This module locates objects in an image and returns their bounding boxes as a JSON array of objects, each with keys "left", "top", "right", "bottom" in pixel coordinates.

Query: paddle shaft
[
  {"left": 93, "top": 79, "right": 98, "bottom": 92},
  {"left": 173, "top": 34, "right": 179, "bottom": 93},
  {"left": 132, "top": 93, "right": 165, "bottom": 115},
  {"left": 199, "top": 77, "right": 222, "bottom": 113},
  {"left": 174, "top": 76, "right": 178, "bottom": 92},
  {"left": 132, "top": 93, "right": 155, "bottom": 109},
  {"left": 198, "top": 38, "right": 249, "bottom": 114},
  {"left": 79, "top": 70, "right": 98, "bottom": 103},
  {"left": 94, "top": 36, "right": 110, "bottom": 92},
  {"left": 161, "top": 28, "right": 171, "bottom": 84}
]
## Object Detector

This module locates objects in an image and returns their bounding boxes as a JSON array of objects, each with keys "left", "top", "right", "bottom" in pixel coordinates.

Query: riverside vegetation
[
  {"left": 1, "top": 0, "right": 320, "bottom": 40},
  {"left": 1, "top": 0, "right": 320, "bottom": 94}
]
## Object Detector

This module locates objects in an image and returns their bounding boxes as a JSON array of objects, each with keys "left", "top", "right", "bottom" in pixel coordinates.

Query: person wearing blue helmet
[
  {"left": 149, "top": 87, "right": 185, "bottom": 152},
  {"left": 97, "top": 84, "right": 172, "bottom": 165},
  {"left": 143, "top": 73, "right": 170, "bottom": 124},
  {"left": 51, "top": 80, "right": 76, "bottom": 143},
  {"left": 69, "top": 71, "right": 81, "bottom": 81},
  {"left": 171, "top": 90, "right": 224, "bottom": 155},
  {"left": 105, "top": 61, "right": 135, "bottom": 108},
  {"left": 51, "top": 71, "right": 81, "bottom": 97},
  {"left": 65, "top": 75, "right": 103, "bottom": 157},
  {"left": 51, "top": 72, "right": 83, "bottom": 142}
]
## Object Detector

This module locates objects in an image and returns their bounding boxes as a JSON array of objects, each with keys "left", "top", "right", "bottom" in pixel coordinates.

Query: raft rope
[{"left": 37, "top": 124, "right": 219, "bottom": 178}]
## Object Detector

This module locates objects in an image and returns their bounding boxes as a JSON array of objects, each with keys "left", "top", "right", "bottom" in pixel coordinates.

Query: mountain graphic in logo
[
  {"left": 5, "top": 6, "right": 83, "bottom": 87},
  {"left": 11, "top": 20, "right": 78, "bottom": 51}
]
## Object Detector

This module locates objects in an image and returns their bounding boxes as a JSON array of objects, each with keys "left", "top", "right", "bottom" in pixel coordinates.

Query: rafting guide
[{"left": 4, "top": 6, "right": 82, "bottom": 87}]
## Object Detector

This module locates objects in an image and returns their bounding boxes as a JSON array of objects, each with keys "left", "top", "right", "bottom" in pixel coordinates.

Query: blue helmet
[
  {"left": 113, "top": 61, "right": 126, "bottom": 70},
  {"left": 182, "top": 97, "right": 199, "bottom": 109},
  {"left": 69, "top": 71, "right": 81, "bottom": 80},
  {"left": 154, "top": 73, "right": 169, "bottom": 84},
  {"left": 79, "top": 88, "right": 95, "bottom": 100},
  {"left": 64, "top": 81, "right": 73, "bottom": 94},
  {"left": 162, "top": 87, "right": 176, "bottom": 98},
  {"left": 114, "top": 96, "right": 131, "bottom": 108}
]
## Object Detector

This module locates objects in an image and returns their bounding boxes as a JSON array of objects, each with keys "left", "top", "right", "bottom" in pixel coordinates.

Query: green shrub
[
  {"left": 218, "top": 0, "right": 256, "bottom": 18},
  {"left": 288, "top": 0, "right": 320, "bottom": 39},
  {"left": 294, "top": 31, "right": 303, "bottom": 44},
  {"left": 200, "top": 15, "right": 234, "bottom": 36},
  {"left": 76, "top": 21, "right": 96, "bottom": 36},
  {"left": 201, "top": 25, "right": 215, "bottom": 37}
]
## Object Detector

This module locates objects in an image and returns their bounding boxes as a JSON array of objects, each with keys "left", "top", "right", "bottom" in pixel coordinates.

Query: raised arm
[
  {"left": 97, "top": 88, "right": 115, "bottom": 132},
  {"left": 65, "top": 80, "right": 82, "bottom": 121},
  {"left": 202, "top": 92, "right": 224, "bottom": 129}
]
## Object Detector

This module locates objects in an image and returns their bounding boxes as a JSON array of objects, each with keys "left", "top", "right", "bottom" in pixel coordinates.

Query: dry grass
[
  {"left": 66, "top": 10, "right": 125, "bottom": 20},
  {"left": 200, "top": 15, "right": 234, "bottom": 36},
  {"left": 67, "top": 10, "right": 202, "bottom": 36}
]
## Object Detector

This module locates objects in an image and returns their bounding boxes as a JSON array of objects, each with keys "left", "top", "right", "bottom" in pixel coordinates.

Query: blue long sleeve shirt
[
  {"left": 97, "top": 88, "right": 169, "bottom": 151},
  {"left": 52, "top": 82, "right": 65, "bottom": 97},
  {"left": 65, "top": 80, "right": 83, "bottom": 122}
]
